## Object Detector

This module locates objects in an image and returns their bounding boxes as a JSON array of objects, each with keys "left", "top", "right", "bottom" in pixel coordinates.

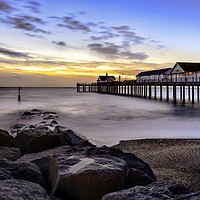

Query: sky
[{"left": 0, "top": 0, "right": 200, "bottom": 87}]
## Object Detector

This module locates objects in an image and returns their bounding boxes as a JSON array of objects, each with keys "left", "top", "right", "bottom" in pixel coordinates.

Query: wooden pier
[{"left": 76, "top": 82, "right": 200, "bottom": 103}]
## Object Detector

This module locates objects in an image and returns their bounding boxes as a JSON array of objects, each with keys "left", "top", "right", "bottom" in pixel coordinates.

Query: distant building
[
  {"left": 97, "top": 73, "right": 116, "bottom": 83},
  {"left": 136, "top": 68, "right": 172, "bottom": 82},
  {"left": 171, "top": 62, "right": 200, "bottom": 82}
]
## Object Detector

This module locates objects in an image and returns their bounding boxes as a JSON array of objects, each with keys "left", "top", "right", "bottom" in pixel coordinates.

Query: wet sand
[{"left": 115, "top": 138, "right": 200, "bottom": 192}]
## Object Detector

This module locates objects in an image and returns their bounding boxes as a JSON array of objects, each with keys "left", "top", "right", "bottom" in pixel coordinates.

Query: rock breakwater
[{"left": 0, "top": 109, "right": 199, "bottom": 199}]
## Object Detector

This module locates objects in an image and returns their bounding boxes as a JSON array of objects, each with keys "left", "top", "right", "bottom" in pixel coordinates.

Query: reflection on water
[{"left": 1, "top": 87, "right": 200, "bottom": 146}]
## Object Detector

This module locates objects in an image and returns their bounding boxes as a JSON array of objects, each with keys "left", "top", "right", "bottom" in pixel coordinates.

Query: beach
[
  {"left": 1, "top": 88, "right": 200, "bottom": 194},
  {"left": 115, "top": 138, "right": 200, "bottom": 192}
]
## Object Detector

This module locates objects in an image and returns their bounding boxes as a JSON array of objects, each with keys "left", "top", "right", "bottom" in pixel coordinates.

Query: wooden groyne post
[{"left": 18, "top": 87, "right": 21, "bottom": 101}]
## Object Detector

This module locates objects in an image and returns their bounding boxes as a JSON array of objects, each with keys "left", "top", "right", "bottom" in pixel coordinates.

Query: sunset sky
[{"left": 0, "top": 0, "right": 200, "bottom": 86}]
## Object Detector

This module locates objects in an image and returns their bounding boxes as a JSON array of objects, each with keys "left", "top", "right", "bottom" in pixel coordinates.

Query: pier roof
[
  {"left": 136, "top": 68, "right": 171, "bottom": 77},
  {"left": 175, "top": 62, "right": 200, "bottom": 72},
  {"left": 98, "top": 75, "right": 115, "bottom": 81}
]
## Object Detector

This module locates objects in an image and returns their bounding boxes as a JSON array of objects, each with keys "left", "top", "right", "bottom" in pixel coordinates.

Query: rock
[
  {"left": 0, "top": 179, "right": 51, "bottom": 200},
  {"left": 16, "top": 129, "right": 67, "bottom": 155},
  {"left": 0, "top": 147, "right": 20, "bottom": 161},
  {"left": 102, "top": 180, "right": 191, "bottom": 200},
  {"left": 87, "top": 146, "right": 156, "bottom": 182},
  {"left": 49, "top": 196, "right": 64, "bottom": 200},
  {"left": 19, "top": 111, "right": 34, "bottom": 119},
  {"left": 15, "top": 129, "right": 37, "bottom": 155},
  {"left": 27, "top": 134, "right": 67, "bottom": 154},
  {"left": 0, "top": 159, "right": 44, "bottom": 186},
  {"left": 16, "top": 145, "right": 72, "bottom": 182},
  {"left": 54, "top": 126, "right": 94, "bottom": 147},
  {"left": 51, "top": 120, "right": 58, "bottom": 125},
  {"left": 49, "top": 154, "right": 127, "bottom": 200},
  {"left": 0, "top": 168, "right": 13, "bottom": 180},
  {"left": 15, "top": 123, "right": 93, "bottom": 155},
  {"left": 127, "top": 168, "right": 155, "bottom": 187},
  {"left": 0, "top": 129, "right": 18, "bottom": 147},
  {"left": 12, "top": 162, "right": 45, "bottom": 186},
  {"left": 10, "top": 123, "right": 26, "bottom": 135}
]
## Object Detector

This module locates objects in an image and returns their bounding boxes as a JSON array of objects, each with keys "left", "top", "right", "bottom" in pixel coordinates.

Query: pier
[{"left": 76, "top": 82, "right": 200, "bottom": 104}]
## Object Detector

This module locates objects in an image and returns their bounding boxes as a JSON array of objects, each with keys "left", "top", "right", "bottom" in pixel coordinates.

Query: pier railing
[{"left": 76, "top": 82, "right": 200, "bottom": 103}]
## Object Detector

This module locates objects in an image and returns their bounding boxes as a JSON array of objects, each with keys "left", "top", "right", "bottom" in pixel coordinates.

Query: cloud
[
  {"left": 25, "top": 33, "right": 45, "bottom": 39},
  {"left": 58, "top": 15, "right": 91, "bottom": 33},
  {"left": 2, "top": 15, "right": 50, "bottom": 34},
  {"left": 112, "top": 26, "right": 130, "bottom": 31},
  {"left": 0, "top": 47, "right": 29, "bottom": 58},
  {"left": 120, "top": 51, "right": 148, "bottom": 60},
  {"left": 24, "top": 1, "right": 41, "bottom": 13},
  {"left": 0, "top": 0, "right": 14, "bottom": 13},
  {"left": 52, "top": 41, "right": 67, "bottom": 47},
  {"left": 88, "top": 42, "right": 148, "bottom": 60},
  {"left": 88, "top": 43, "right": 120, "bottom": 55}
]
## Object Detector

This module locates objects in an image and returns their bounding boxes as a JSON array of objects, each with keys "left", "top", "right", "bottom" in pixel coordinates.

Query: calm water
[{"left": 1, "top": 87, "right": 200, "bottom": 146}]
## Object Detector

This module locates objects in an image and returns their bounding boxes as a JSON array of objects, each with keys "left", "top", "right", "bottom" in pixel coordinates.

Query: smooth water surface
[{"left": 1, "top": 87, "right": 200, "bottom": 146}]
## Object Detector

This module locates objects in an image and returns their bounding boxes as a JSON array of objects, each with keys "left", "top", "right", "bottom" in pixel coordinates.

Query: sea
[{"left": 1, "top": 87, "right": 200, "bottom": 147}]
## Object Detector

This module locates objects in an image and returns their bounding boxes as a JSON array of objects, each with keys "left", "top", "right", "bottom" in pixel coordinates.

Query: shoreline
[{"left": 115, "top": 138, "right": 200, "bottom": 192}]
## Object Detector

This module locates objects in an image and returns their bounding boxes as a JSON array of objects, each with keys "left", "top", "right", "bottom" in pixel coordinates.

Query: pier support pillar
[
  {"left": 131, "top": 85, "right": 133, "bottom": 96},
  {"left": 149, "top": 85, "right": 151, "bottom": 99},
  {"left": 192, "top": 85, "right": 195, "bottom": 104},
  {"left": 173, "top": 85, "right": 177, "bottom": 102},
  {"left": 180, "top": 86, "right": 182, "bottom": 100},
  {"left": 160, "top": 85, "right": 162, "bottom": 100},
  {"left": 188, "top": 86, "right": 191, "bottom": 101},
  {"left": 183, "top": 85, "right": 185, "bottom": 103},
  {"left": 154, "top": 85, "right": 157, "bottom": 99},
  {"left": 166, "top": 85, "right": 169, "bottom": 101}
]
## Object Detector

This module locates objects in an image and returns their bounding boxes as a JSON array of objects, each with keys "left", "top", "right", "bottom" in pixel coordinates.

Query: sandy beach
[{"left": 115, "top": 138, "right": 200, "bottom": 192}]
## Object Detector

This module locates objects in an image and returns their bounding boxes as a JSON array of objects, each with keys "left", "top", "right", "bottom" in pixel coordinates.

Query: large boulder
[
  {"left": 0, "top": 179, "right": 51, "bottom": 200},
  {"left": 16, "top": 145, "right": 73, "bottom": 183},
  {"left": 0, "top": 168, "right": 13, "bottom": 180},
  {"left": 49, "top": 154, "right": 127, "bottom": 200},
  {"left": 54, "top": 126, "right": 93, "bottom": 147},
  {"left": 126, "top": 168, "right": 155, "bottom": 188},
  {"left": 0, "top": 129, "right": 18, "bottom": 147},
  {"left": 0, "top": 159, "right": 44, "bottom": 186},
  {"left": 86, "top": 146, "right": 156, "bottom": 182},
  {"left": 15, "top": 125, "right": 92, "bottom": 155},
  {"left": 102, "top": 180, "right": 193, "bottom": 200},
  {"left": 0, "top": 146, "right": 20, "bottom": 161},
  {"left": 15, "top": 129, "right": 67, "bottom": 155}
]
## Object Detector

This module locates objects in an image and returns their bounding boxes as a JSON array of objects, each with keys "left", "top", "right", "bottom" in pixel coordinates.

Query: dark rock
[
  {"left": 54, "top": 126, "right": 94, "bottom": 148},
  {"left": 0, "top": 159, "right": 44, "bottom": 186},
  {"left": 19, "top": 111, "right": 34, "bottom": 119},
  {"left": 28, "top": 134, "right": 67, "bottom": 153},
  {"left": 49, "top": 196, "right": 64, "bottom": 200},
  {"left": 16, "top": 146, "right": 72, "bottom": 183},
  {"left": 174, "top": 192, "right": 200, "bottom": 200},
  {"left": 16, "top": 128, "right": 68, "bottom": 155},
  {"left": 0, "top": 168, "right": 13, "bottom": 180},
  {"left": 0, "top": 179, "right": 51, "bottom": 200},
  {"left": 10, "top": 123, "right": 26, "bottom": 135},
  {"left": 102, "top": 180, "right": 191, "bottom": 200},
  {"left": 12, "top": 162, "right": 45, "bottom": 186},
  {"left": 0, "top": 129, "right": 18, "bottom": 147},
  {"left": 49, "top": 154, "right": 127, "bottom": 200},
  {"left": 51, "top": 120, "right": 58, "bottom": 125},
  {"left": 31, "top": 108, "right": 42, "bottom": 113},
  {"left": 15, "top": 130, "right": 37, "bottom": 155},
  {"left": 53, "top": 126, "right": 66, "bottom": 134},
  {"left": 127, "top": 168, "right": 155, "bottom": 187},
  {"left": 86, "top": 145, "right": 156, "bottom": 182},
  {"left": 0, "top": 147, "right": 20, "bottom": 161}
]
